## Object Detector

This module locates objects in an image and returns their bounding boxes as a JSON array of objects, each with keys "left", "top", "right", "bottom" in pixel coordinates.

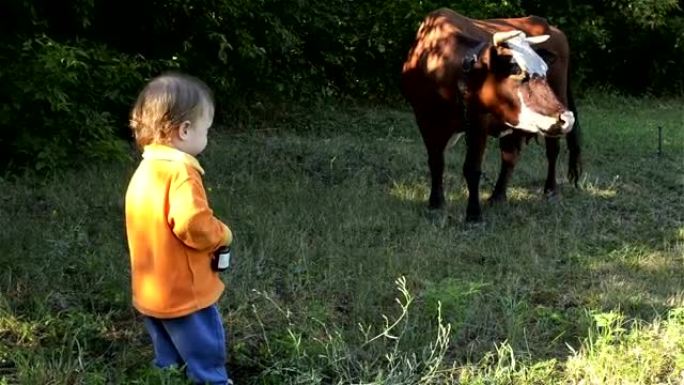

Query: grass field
[{"left": 1, "top": 94, "right": 683, "bottom": 384}]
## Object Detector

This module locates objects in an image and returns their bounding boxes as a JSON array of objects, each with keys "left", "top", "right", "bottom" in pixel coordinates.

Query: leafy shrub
[
  {"left": 0, "top": 36, "right": 176, "bottom": 171},
  {"left": 523, "top": 0, "right": 684, "bottom": 95},
  {"left": 1, "top": 0, "right": 683, "bottom": 171}
]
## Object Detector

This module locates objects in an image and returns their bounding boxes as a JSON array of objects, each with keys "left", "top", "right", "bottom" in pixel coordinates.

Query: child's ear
[{"left": 178, "top": 121, "right": 192, "bottom": 140}]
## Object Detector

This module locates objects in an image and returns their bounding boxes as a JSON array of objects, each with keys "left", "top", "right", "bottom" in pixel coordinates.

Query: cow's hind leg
[
  {"left": 489, "top": 131, "right": 524, "bottom": 204},
  {"left": 416, "top": 112, "right": 455, "bottom": 210},
  {"left": 426, "top": 140, "right": 448, "bottom": 209},
  {"left": 544, "top": 137, "right": 561, "bottom": 198},
  {"left": 422, "top": 131, "right": 452, "bottom": 210},
  {"left": 463, "top": 128, "right": 487, "bottom": 222}
]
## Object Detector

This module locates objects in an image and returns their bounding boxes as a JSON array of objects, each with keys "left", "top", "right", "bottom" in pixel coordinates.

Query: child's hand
[
  {"left": 221, "top": 223, "right": 233, "bottom": 246},
  {"left": 211, "top": 246, "right": 232, "bottom": 272}
]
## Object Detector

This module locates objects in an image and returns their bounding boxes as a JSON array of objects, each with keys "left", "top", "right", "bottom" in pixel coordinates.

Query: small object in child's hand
[{"left": 212, "top": 246, "right": 231, "bottom": 272}]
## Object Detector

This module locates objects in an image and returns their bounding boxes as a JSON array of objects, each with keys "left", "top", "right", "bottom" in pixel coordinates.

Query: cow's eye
[{"left": 508, "top": 62, "right": 529, "bottom": 82}]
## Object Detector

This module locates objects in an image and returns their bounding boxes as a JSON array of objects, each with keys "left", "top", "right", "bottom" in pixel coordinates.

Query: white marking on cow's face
[
  {"left": 506, "top": 91, "right": 560, "bottom": 133},
  {"left": 505, "top": 34, "right": 549, "bottom": 76}
]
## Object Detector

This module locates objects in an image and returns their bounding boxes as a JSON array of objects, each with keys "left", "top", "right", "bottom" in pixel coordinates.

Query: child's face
[{"left": 176, "top": 102, "right": 214, "bottom": 156}]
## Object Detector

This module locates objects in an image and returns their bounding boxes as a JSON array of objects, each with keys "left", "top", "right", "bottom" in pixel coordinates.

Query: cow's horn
[
  {"left": 526, "top": 35, "right": 550, "bottom": 44},
  {"left": 492, "top": 30, "right": 524, "bottom": 46}
]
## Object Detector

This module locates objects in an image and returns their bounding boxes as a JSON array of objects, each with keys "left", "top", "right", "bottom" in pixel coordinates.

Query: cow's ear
[
  {"left": 462, "top": 41, "right": 488, "bottom": 73},
  {"left": 535, "top": 48, "right": 557, "bottom": 66},
  {"left": 463, "top": 53, "right": 477, "bottom": 73}
]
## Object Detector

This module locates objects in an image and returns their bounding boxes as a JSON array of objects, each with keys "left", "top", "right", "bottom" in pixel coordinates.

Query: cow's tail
[{"left": 566, "top": 74, "right": 582, "bottom": 187}]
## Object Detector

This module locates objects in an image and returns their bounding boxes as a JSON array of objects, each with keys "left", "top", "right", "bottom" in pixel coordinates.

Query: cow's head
[{"left": 462, "top": 30, "right": 574, "bottom": 136}]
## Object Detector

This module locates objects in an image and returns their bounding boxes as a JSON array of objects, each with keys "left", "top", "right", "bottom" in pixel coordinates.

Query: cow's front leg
[
  {"left": 427, "top": 144, "right": 447, "bottom": 209},
  {"left": 489, "top": 131, "right": 523, "bottom": 204},
  {"left": 544, "top": 137, "right": 560, "bottom": 198},
  {"left": 463, "top": 129, "right": 487, "bottom": 222},
  {"left": 419, "top": 116, "right": 451, "bottom": 210}
]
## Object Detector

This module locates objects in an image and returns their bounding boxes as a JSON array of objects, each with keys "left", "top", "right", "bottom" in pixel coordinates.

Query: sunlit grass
[
  {"left": 583, "top": 182, "right": 618, "bottom": 199},
  {"left": 499, "top": 186, "right": 537, "bottom": 201},
  {"left": 565, "top": 309, "right": 684, "bottom": 385},
  {"left": 390, "top": 181, "right": 430, "bottom": 203}
]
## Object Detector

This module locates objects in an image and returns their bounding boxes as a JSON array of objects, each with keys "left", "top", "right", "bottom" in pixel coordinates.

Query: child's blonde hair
[{"left": 130, "top": 72, "right": 214, "bottom": 147}]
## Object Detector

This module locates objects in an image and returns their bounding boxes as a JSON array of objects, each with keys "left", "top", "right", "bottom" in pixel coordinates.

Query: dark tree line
[{"left": 1, "top": 0, "right": 681, "bottom": 170}]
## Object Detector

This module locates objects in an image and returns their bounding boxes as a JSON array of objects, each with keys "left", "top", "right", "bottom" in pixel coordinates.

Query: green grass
[{"left": 1, "top": 94, "right": 683, "bottom": 384}]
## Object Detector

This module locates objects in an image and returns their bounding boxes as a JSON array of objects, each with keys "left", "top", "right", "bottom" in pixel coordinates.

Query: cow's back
[{"left": 401, "top": 9, "right": 481, "bottom": 105}]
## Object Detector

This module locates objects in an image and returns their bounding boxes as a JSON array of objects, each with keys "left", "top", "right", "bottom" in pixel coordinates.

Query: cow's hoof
[
  {"left": 487, "top": 194, "right": 507, "bottom": 206},
  {"left": 424, "top": 208, "right": 449, "bottom": 227},
  {"left": 464, "top": 217, "right": 486, "bottom": 230},
  {"left": 465, "top": 213, "right": 482, "bottom": 223},
  {"left": 428, "top": 198, "right": 446, "bottom": 210},
  {"left": 544, "top": 190, "right": 561, "bottom": 203}
]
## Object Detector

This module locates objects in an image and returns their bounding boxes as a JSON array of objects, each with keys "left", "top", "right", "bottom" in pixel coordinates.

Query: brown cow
[{"left": 401, "top": 8, "right": 582, "bottom": 222}]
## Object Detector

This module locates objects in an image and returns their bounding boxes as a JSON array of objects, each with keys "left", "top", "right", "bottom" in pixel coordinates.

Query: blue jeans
[{"left": 143, "top": 304, "right": 230, "bottom": 384}]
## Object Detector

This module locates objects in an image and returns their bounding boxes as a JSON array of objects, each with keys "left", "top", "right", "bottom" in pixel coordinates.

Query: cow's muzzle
[{"left": 543, "top": 110, "right": 575, "bottom": 137}]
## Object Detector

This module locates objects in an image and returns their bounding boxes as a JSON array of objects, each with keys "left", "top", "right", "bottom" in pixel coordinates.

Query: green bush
[
  {"left": 0, "top": 36, "right": 176, "bottom": 171},
  {"left": 523, "top": 0, "right": 684, "bottom": 94},
  {"left": 1, "top": 0, "right": 683, "bottom": 171}
]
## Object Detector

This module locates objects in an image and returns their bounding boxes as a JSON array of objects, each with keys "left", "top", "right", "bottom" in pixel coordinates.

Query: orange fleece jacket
[{"left": 125, "top": 144, "right": 232, "bottom": 318}]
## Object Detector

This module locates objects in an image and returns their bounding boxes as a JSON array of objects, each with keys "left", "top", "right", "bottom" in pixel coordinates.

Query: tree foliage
[{"left": 0, "top": 0, "right": 682, "bottom": 170}]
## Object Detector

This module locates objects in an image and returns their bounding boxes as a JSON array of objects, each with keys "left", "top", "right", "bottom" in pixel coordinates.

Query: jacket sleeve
[{"left": 167, "top": 176, "right": 232, "bottom": 251}]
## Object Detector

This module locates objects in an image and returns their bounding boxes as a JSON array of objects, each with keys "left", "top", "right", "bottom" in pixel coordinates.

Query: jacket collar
[{"left": 142, "top": 144, "right": 205, "bottom": 175}]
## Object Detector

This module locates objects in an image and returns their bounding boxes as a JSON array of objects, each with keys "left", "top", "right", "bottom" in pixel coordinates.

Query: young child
[{"left": 125, "top": 72, "right": 233, "bottom": 385}]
